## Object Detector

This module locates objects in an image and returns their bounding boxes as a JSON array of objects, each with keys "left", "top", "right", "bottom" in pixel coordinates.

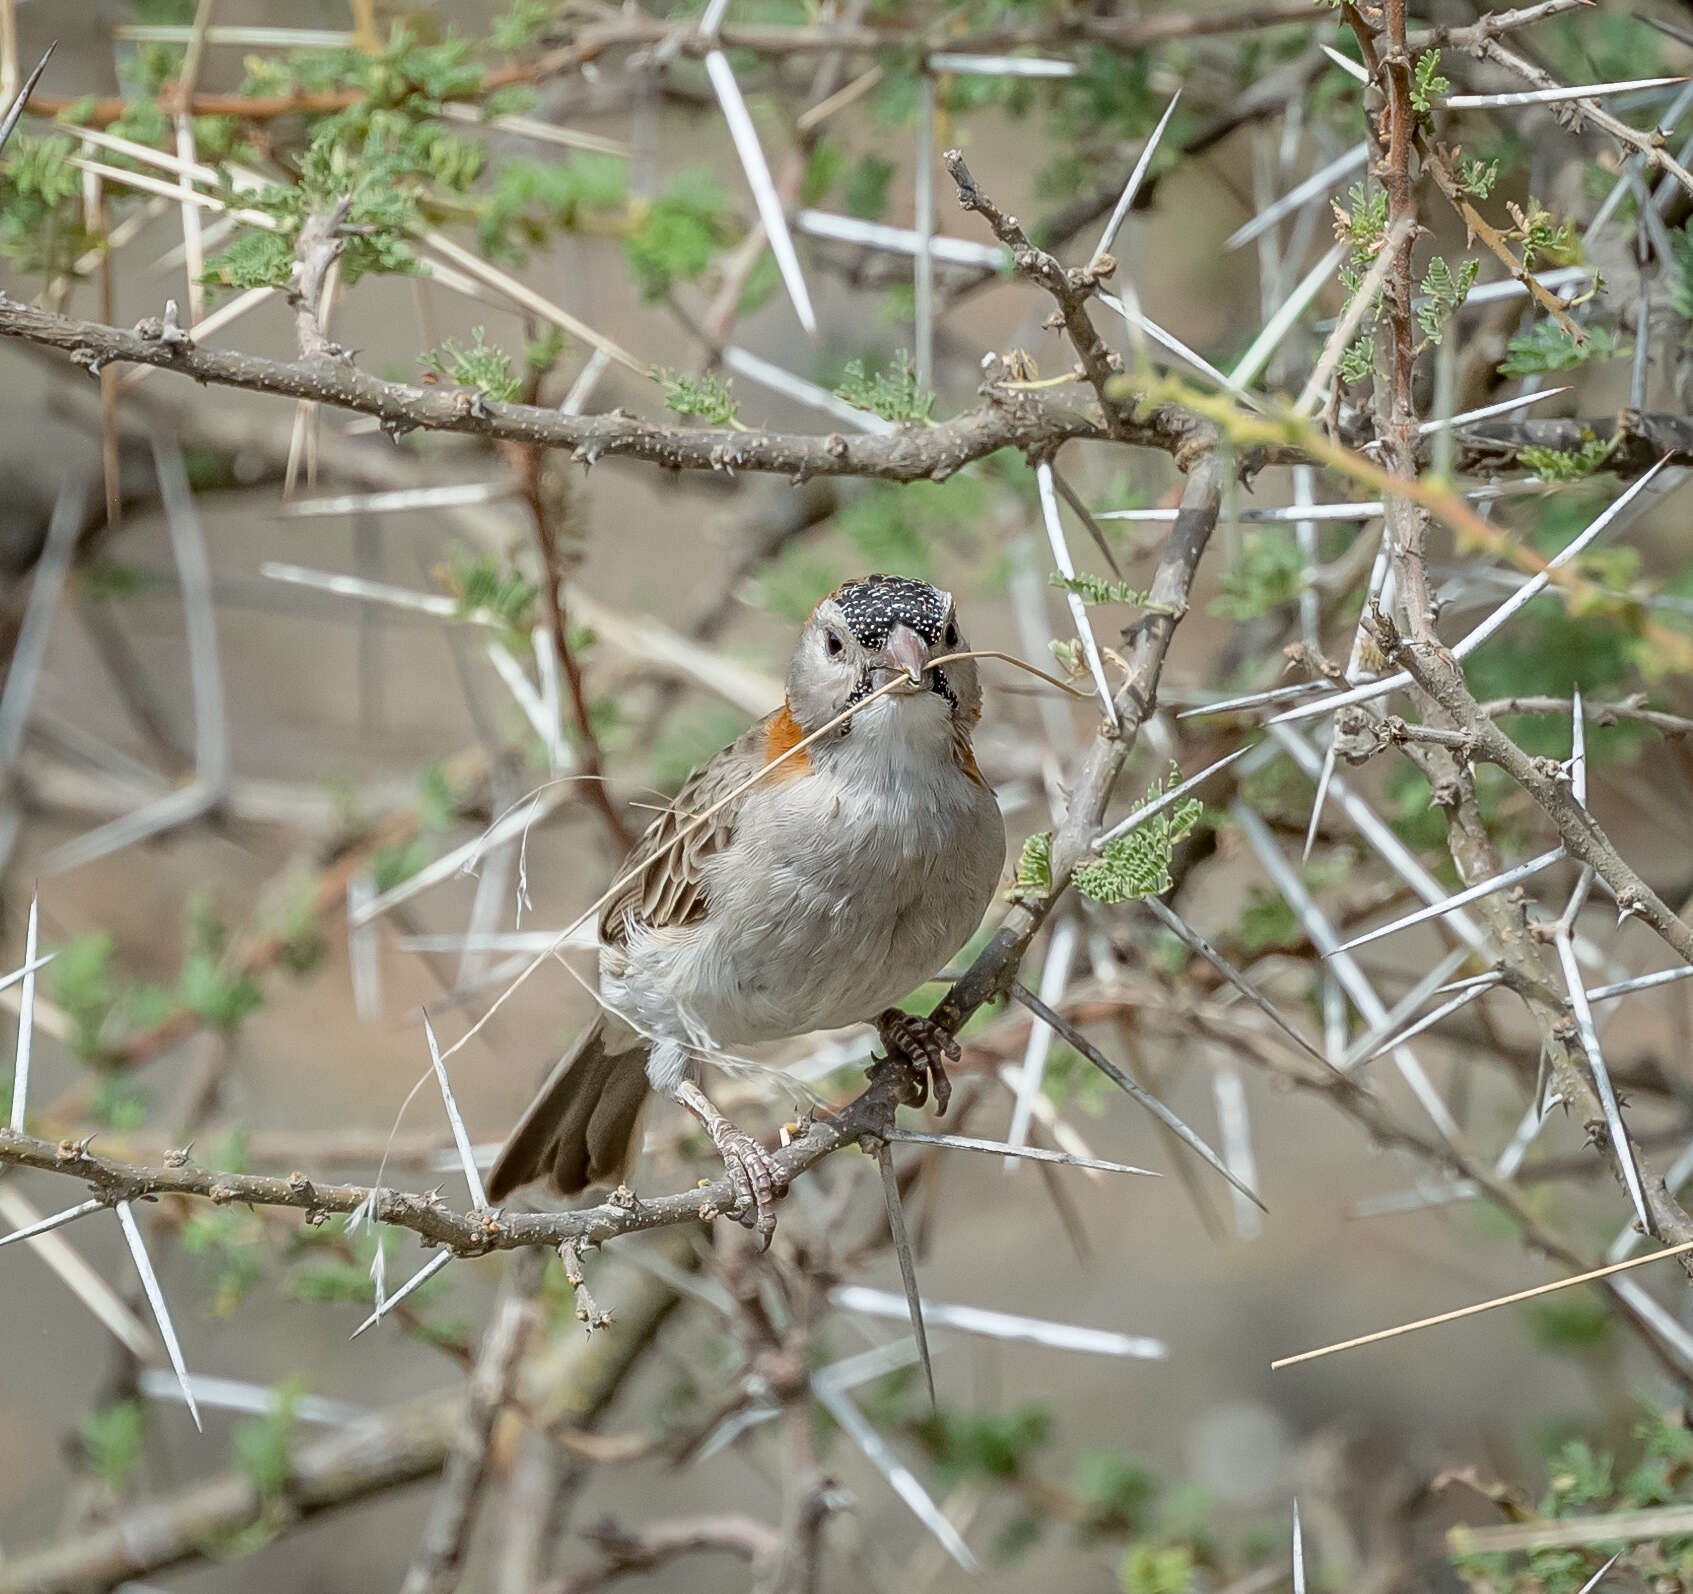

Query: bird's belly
[{"left": 606, "top": 767, "right": 1001, "bottom": 1049}]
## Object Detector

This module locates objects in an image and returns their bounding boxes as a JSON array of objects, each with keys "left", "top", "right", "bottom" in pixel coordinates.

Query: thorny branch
[
  {"left": 537, "top": 1514, "right": 783, "bottom": 1594},
  {"left": 942, "top": 149, "right": 1126, "bottom": 426},
  {"left": 25, "top": 1, "right": 1325, "bottom": 127},
  {"left": 2, "top": 300, "right": 1690, "bottom": 487},
  {"left": 1346, "top": 0, "right": 1693, "bottom": 1264},
  {"left": 1388, "top": 631, "right": 1693, "bottom": 970},
  {"left": 289, "top": 200, "right": 351, "bottom": 364},
  {"left": 0, "top": 1056, "right": 928, "bottom": 1256}
]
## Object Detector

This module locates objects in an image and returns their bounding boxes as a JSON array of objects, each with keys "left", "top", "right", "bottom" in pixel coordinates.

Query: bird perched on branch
[{"left": 488, "top": 574, "right": 1005, "bottom": 1241}]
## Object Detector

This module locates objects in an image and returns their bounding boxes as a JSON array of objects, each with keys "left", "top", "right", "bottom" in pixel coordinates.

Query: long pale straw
[{"left": 1272, "top": 1237, "right": 1693, "bottom": 1369}]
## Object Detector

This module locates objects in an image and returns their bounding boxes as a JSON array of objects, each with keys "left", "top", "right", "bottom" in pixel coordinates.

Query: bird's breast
[{"left": 615, "top": 731, "right": 1003, "bottom": 1047}]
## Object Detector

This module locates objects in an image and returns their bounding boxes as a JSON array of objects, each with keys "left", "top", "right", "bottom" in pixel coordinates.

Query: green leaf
[
  {"left": 1332, "top": 179, "right": 1388, "bottom": 256},
  {"left": 1338, "top": 331, "right": 1375, "bottom": 384},
  {"left": 1073, "top": 768, "right": 1204, "bottom": 905},
  {"left": 1459, "top": 153, "right": 1500, "bottom": 199},
  {"left": 201, "top": 229, "right": 294, "bottom": 293},
  {"left": 915, "top": 1402, "right": 1053, "bottom": 1489},
  {"left": 1517, "top": 431, "right": 1618, "bottom": 483},
  {"left": 442, "top": 547, "right": 540, "bottom": 635},
  {"left": 843, "top": 154, "right": 896, "bottom": 220},
  {"left": 477, "top": 152, "right": 627, "bottom": 263},
  {"left": 1073, "top": 1451, "right": 1158, "bottom": 1539},
  {"left": 655, "top": 367, "right": 740, "bottom": 426},
  {"left": 1210, "top": 529, "right": 1304, "bottom": 619},
  {"left": 1119, "top": 1543, "right": 1195, "bottom": 1594},
  {"left": 420, "top": 328, "right": 521, "bottom": 402},
  {"left": 1524, "top": 1290, "right": 1614, "bottom": 1355},
  {"left": 1511, "top": 198, "right": 1577, "bottom": 272},
  {"left": 1050, "top": 571, "right": 1154, "bottom": 606},
  {"left": 491, "top": 0, "right": 556, "bottom": 51},
  {"left": 1410, "top": 50, "right": 1450, "bottom": 114},
  {"left": 181, "top": 1206, "right": 267, "bottom": 1313},
  {"left": 1011, "top": 831, "right": 1053, "bottom": 900},
  {"left": 88, "top": 1077, "right": 152, "bottom": 1132},
  {"left": 178, "top": 952, "right": 264, "bottom": 1030},
  {"left": 1498, "top": 322, "right": 1619, "bottom": 378},
  {"left": 1417, "top": 255, "right": 1479, "bottom": 344},
  {"left": 624, "top": 168, "right": 736, "bottom": 301},
  {"left": 52, "top": 931, "right": 119, "bottom": 1061},
  {"left": 833, "top": 352, "right": 934, "bottom": 423},
  {"left": 82, "top": 1400, "right": 147, "bottom": 1489},
  {"left": 1238, "top": 885, "right": 1303, "bottom": 953},
  {"left": 1671, "top": 222, "right": 1693, "bottom": 321},
  {"left": 233, "top": 1380, "right": 303, "bottom": 1499}
]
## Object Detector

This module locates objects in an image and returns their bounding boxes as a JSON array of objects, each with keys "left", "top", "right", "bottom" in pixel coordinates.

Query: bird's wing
[{"left": 599, "top": 713, "right": 776, "bottom": 943}]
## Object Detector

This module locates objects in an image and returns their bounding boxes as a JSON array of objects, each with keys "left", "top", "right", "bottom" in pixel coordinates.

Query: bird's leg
[
  {"left": 874, "top": 1009, "right": 960, "bottom": 1115},
  {"left": 673, "top": 1079, "right": 789, "bottom": 1247}
]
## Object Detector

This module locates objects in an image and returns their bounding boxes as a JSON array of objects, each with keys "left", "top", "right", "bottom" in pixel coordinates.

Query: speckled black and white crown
[{"left": 829, "top": 574, "right": 952, "bottom": 648}]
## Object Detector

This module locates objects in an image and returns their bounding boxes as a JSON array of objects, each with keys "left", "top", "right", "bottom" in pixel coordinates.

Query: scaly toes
[
  {"left": 709, "top": 1123, "right": 786, "bottom": 1247},
  {"left": 876, "top": 1011, "right": 960, "bottom": 1115}
]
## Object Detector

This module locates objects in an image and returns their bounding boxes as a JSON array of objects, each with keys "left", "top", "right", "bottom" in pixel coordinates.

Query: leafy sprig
[{"left": 834, "top": 352, "right": 935, "bottom": 423}]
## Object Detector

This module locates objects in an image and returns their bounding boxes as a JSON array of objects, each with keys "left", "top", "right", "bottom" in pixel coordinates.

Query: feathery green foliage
[
  {"left": 1072, "top": 769, "right": 1203, "bottom": 905},
  {"left": 1011, "top": 830, "right": 1054, "bottom": 900},
  {"left": 834, "top": 352, "right": 935, "bottom": 423},
  {"left": 1418, "top": 255, "right": 1479, "bottom": 344},
  {"left": 624, "top": 168, "right": 737, "bottom": 300},
  {"left": 1051, "top": 571, "right": 1155, "bottom": 606},
  {"left": 657, "top": 367, "right": 741, "bottom": 426},
  {"left": 81, "top": 1401, "right": 147, "bottom": 1489},
  {"left": 421, "top": 328, "right": 521, "bottom": 401},
  {"left": 1410, "top": 51, "right": 1450, "bottom": 113},
  {"left": 1517, "top": 432, "right": 1618, "bottom": 483},
  {"left": 1211, "top": 530, "right": 1304, "bottom": 620},
  {"left": 1498, "top": 322, "right": 1618, "bottom": 378}
]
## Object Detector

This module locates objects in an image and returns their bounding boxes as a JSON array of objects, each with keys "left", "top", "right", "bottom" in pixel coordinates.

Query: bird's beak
[{"left": 874, "top": 622, "right": 930, "bottom": 691}]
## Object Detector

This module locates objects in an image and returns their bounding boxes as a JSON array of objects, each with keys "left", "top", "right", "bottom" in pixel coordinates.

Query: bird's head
[{"left": 785, "top": 574, "right": 982, "bottom": 737}]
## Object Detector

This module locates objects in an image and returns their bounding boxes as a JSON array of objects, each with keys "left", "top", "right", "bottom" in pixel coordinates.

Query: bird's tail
[{"left": 486, "top": 1018, "right": 651, "bottom": 1202}]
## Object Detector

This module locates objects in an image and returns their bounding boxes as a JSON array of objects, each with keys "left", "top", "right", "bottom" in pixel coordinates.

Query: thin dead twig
[
  {"left": 537, "top": 1514, "right": 783, "bottom": 1594},
  {"left": 942, "top": 148, "right": 1126, "bottom": 428}
]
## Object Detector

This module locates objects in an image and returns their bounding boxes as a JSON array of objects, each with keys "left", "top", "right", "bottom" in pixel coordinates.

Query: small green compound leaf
[
  {"left": 420, "top": 328, "right": 521, "bottom": 402},
  {"left": 655, "top": 367, "right": 740, "bottom": 426},
  {"left": 234, "top": 1380, "right": 302, "bottom": 1500},
  {"left": 1073, "top": 768, "right": 1204, "bottom": 905},
  {"left": 1049, "top": 571, "right": 1154, "bottom": 606},
  {"left": 1670, "top": 221, "right": 1693, "bottom": 320},
  {"left": 1010, "top": 830, "right": 1053, "bottom": 901},
  {"left": 82, "top": 1400, "right": 146, "bottom": 1489},
  {"left": 1416, "top": 255, "right": 1479, "bottom": 344},
  {"left": 1498, "top": 322, "right": 1619, "bottom": 378},
  {"left": 1410, "top": 51, "right": 1450, "bottom": 114},
  {"left": 1517, "top": 431, "right": 1619, "bottom": 483},
  {"left": 834, "top": 352, "right": 934, "bottom": 423}
]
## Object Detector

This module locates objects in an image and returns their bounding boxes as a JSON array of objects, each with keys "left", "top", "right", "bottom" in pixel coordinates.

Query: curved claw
[
  {"left": 674, "top": 1080, "right": 789, "bottom": 1248},
  {"left": 875, "top": 1009, "right": 961, "bottom": 1116},
  {"left": 709, "top": 1120, "right": 789, "bottom": 1248}
]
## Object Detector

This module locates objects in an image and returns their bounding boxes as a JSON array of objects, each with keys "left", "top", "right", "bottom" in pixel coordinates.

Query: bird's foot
[
  {"left": 875, "top": 1008, "right": 960, "bottom": 1115},
  {"left": 674, "top": 1080, "right": 789, "bottom": 1247}
]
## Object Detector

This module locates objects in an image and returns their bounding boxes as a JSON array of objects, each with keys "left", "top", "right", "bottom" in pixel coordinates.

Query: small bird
[{"left": 487, "top": 575, "right": 1006, "bottom": 1240}]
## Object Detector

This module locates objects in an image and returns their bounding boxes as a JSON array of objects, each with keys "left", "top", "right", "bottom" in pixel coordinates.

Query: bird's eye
[
  {"left": 825, "top": 630, "right": 844, "bottom": 657},
  {"left": 943, "top": 621, "right": 958, "bottom": 648}
]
